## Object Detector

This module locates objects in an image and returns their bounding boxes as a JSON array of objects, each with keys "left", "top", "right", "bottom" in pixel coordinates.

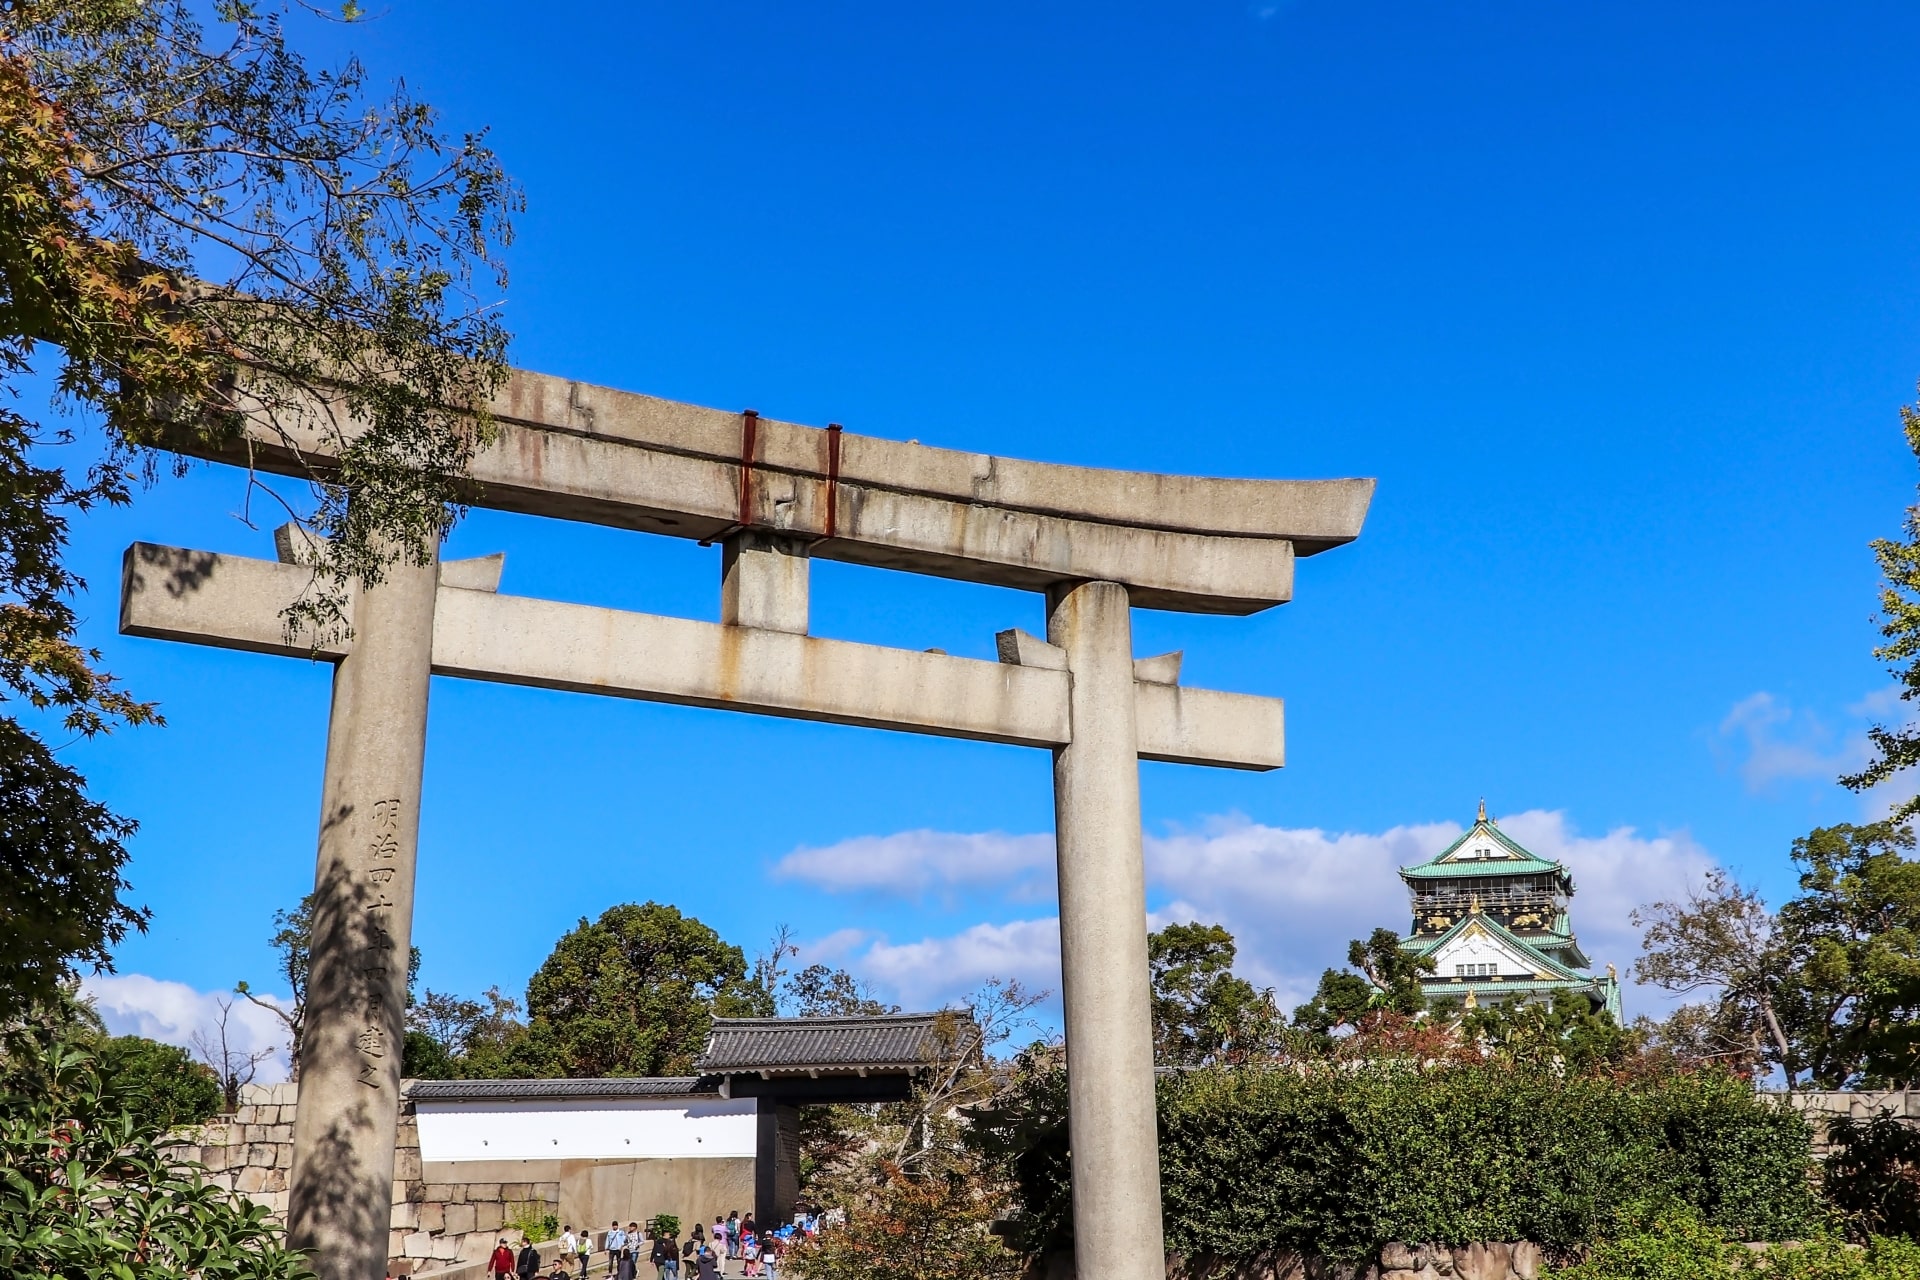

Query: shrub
[
  {"left": 0, "top": 1024, "right": 313, "bottom": 1278},
  {"left": 1545, "top": 1212, "right": 1920, "bottom": 1280},
  {"left": 1822, "top": 1113, "right": 1920, "bottom": 1240},
  {"left": 505, "top": 1201, "right": 560, "bottom": 1243},
  {"left": 975, "top": 1058, "right": 1823, "bottom": 1262}
]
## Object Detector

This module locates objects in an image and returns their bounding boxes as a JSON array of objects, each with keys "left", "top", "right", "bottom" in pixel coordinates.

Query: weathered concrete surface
[
  {"left": 1047, "top": 581, "right": 1165, "bottom": 1280},
  {"left": 287, "top": 536, "right": 437, "bottom": 1280},
  {"left": 722, "top": 531, "right": 809, "bottom": 634},
  {"left": 120, "top": 544, "right": 1286, "bottom": 770},
  {"left": 205, "top": 370, "right": 1370, "bottom": 612}
]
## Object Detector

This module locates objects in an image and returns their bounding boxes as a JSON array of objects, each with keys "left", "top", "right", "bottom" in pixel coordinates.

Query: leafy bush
[
  {"left": 1822, "top": 1113, "right": 1920, "bottom": 1240},
  {"left": 0, "top": 1023, "right": 313, "bottom": 1278},
  {"left": 974, "top": 1057, "right": 1823, "bottom": 1262},
  {"left": 97, "top": 1034, "right": 222, "bottom": 1131},
  {"left": 1546, "top": 1211, "right": 1920, "bottom": 1280},
  {"left": 649, "top": 1214, "right": 682, "bottom": 1239},
  {"left": 505, "top": 1201, "right": 560, "bottom": 1243}
]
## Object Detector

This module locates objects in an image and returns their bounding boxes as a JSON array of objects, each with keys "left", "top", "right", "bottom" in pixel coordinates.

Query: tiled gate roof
[{"left": 698, "top": 1012, "right": 970, "bottom": 1075}]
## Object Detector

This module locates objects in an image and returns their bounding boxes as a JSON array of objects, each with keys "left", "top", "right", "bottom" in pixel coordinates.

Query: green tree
[
  {"left": 403, "top": 984, "right": 527, "bottom": 1078},
  {"left": 0, "top": 723, "right": 141, "bottom": 1024},
  {"left": 1635, "top": 825, "right": 1920, "bottom": 1089},
  {"left": 516, "top": 903, "right": 762, "bottom": 1078},
  {"left": 787, "top": 963, "right": 898, "bottom": 1017},
  {"left": 1775, "top": 822, "right": 1920, "bottom": 1088},
  {"left": 1293, "top": 927, "right": 1433, "bottom": 1036},
  {"left": 1845, "top": 390, "right": 1920, "bottom": 820},
  {"left": 0, "top": 0, "right": 515, "bottom": 1020},
  {"left": 97, "top": 1033, "right": 221, "bottom": 1130},
  {"left": 1146, "top": 921, "right": 1283, "bottom": 1066},
  {"left": 1462, "top": 990, "right": 1637, "bottom": 1073},
  {"left": 1632, "top": 869, "right": 1794, "bottom": 1083}
]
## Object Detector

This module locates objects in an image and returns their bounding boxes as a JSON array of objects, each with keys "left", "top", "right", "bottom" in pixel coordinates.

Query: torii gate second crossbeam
[{"left": 121, "top": 370, "right": 1372, "bottom": 1280}]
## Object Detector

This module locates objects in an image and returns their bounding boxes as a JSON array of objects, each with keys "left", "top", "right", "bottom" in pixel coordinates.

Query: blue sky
[{"left": 55, "top": 0, "right": 1920, "bottom": 1061}]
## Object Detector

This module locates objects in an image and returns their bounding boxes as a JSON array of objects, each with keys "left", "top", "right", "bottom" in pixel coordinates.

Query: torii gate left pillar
[{"left": 287, "top": 541, "right": 438, "bottom": 1276}]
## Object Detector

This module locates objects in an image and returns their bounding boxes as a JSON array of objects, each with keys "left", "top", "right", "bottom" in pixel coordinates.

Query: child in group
[{"left": 741, "top": 1228, "right": 759, "bottom": 1278}]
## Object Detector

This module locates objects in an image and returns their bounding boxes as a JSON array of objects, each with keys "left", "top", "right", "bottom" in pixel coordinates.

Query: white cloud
[
  {"left": 772, "top": 829, "right": 1054, "bottom": 900},
  {"left": 808, "top": 810, "right": 1718, "bottom": 1021},
  {"left": 849, "top": 919, "right": 1063, "bottom": 1012},
  {"left": 1717, "top": 692, "right": 1864, "bottom": 791},
  {"left": 82, "top": 972, "right": 293, "bottom": 1082},
  {"left": 1715, "top": 687, "right": 1920, "bottom": 817}
]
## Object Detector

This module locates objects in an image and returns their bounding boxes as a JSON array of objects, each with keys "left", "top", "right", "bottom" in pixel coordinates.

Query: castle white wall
[
  {"left": 1430, "top": 931, "right": 1535, "bottom": 978},
  {"left": 414, "top": 1096, "right": 758, "bottom": 1162}
]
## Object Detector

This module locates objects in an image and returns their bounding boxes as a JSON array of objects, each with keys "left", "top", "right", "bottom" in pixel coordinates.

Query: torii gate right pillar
[{"left": 1049, "top": 580, "right": 1164, "bottom": 1280}]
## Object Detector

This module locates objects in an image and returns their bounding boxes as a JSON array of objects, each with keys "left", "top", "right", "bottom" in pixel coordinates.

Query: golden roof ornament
[{"left": 1478, "top": 797, "right": 1487, "bottom": 823}]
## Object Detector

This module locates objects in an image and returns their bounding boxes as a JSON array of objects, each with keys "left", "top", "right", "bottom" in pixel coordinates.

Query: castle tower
[{"left": 1398, "top": 804, "right": 1621, "bottom": 1019}]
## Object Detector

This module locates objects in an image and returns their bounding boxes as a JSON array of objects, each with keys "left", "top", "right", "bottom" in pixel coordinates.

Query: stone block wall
[
  {"left": 163, "top": 1083, "right": 560, "bottom": 1275},
  {"left": 1773, "top": 1089, "right": 1920, "bottom": 1154}
]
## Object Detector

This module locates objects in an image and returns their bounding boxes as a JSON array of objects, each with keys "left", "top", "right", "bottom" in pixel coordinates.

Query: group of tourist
[{"left": 489, "top": 1211, "right": 823, "bottom": 1280}]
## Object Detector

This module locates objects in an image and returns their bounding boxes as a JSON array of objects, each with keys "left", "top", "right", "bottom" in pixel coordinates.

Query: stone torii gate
[{"left": 120, "top": 368, "right": 1372, "bottom": 1280}]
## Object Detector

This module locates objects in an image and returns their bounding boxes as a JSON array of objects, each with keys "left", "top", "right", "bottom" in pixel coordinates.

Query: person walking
[
  {"left": 562, "top": 1227, "right": 582, "bottom": 1279},
  {"left": 652, "top": 1230, "right": 679, "bottom": 1280},
  {"left": 518, "top": 1237, "right": 542, "bottom": 1280},
  {"left": 490, "top": 1239, "right": 516, "bottom": 1280},
  {"left": 710, "top": 1218, "right": 727, "bottom": 1272},
  {"left": 725, "top": 1213, "right": 740, "bottom": 1263},
  {"left": 606, "top": 1222, "right": 627, "bottom": 1277},
  {"left": 621, "top": 1223, "right": 643, "bottom": 1280}
]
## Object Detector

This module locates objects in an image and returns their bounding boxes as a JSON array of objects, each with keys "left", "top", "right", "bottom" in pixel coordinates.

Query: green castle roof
[
  {"left": 1404, "top": 909, "right": 1591, "bottom": 983},
  {"left": 1400, "top": 813, "right": 1571, "bottom": 882}
]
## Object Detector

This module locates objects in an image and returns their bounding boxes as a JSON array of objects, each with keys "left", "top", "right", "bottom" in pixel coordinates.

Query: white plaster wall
[
  {"left": 415, "top": 1097, "right": 758, "bottom": 1162},
  {"left": 1431, "top": 932, "right": 1532, "bottom": 977}
]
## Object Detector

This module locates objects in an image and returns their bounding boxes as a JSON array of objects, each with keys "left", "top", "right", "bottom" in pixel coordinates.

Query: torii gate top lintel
[{"left": 215, "top": 365, "right": 1374, "bottom": 614}]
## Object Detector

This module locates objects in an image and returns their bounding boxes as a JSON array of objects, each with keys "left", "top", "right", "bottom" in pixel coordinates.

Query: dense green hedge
[{"left": 974, "top": 1062, "right": 1823, "bottom": 1262}]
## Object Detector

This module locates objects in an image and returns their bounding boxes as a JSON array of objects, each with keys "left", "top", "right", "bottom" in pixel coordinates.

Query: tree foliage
[
  {"left": 0, "top": 718, "right": 141, "bottom": 1022},
  {"left": 402, "top": 983, "right": 524, "bottom": 1079},
  {"left": 1776, "top": 823, "right": 1920, "bottom": 1089},
  {"left": 1293, "top": 927, "right": 1434, "bottom": 1038},
  {"left": 1147, "top": 921, "right": 1285, "bottom": 1066},
  {"left": 1634, "top": 826, "right": 1920, "bottom": 1089},
  {"left": 781, "top": 1145, "right": 1023, "bottom": 1280},
  {"left": 790, "top": 982, "right": 1033, "bottom": 1280},
  {"left": 1632, "top": 868, "right": 1792, "bottom": 1080},
  {"left": 515, "top": 902, "right": 763, "bottom": 1078},
  {"left": 1822, "top": 1111, "right": 1920, "bottom": 1243},
  {"left": 1845, "top": 391, "right": 1920, "bottom": 821},
  {"left": 0, "top": 1017, "right": 314, "bottom": 1278},
  {"left": 1461, "top": 989, "right": 1641, "bottom": 1075},
  {"left": 96, "top": 1033, "right": 221, "bottom": 1131},
  {"left": 0, "top": 0, "right": 516, "bottom": 1018}
]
